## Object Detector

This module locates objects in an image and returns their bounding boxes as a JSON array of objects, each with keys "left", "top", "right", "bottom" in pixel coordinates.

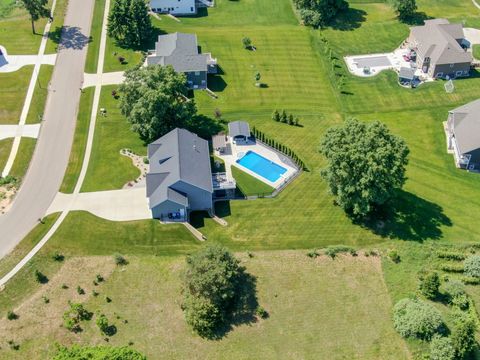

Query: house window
[
  {"left": 456, "top": 71, "right": 463, "bottom": 77},
  {"left": 191, "top": 7, "right": 194, "bottom": 11},
  {"left": 436, "top": 72, "right": 443, "bottom": 78},
  {"left": 450, "top": 64, "right": 454, "bottom": 68},
  {"left": 194, "top": 71, "right": 200, "bottom": 76}
]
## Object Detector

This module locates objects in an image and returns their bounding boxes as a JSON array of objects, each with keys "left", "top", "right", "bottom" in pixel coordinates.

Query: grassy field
[
  {"left": 0, "top": 251, "right": 409, "bottom": 359},
  {"left": 80, "top": 85, "right": 145, "bottom": 193},
  {"left": 0, "top": 66, "right": 33, "bottom": 125},
  {"left": 10, "top": 138, "right": 36, "bottom": 181},
  {"left": 60, "top": 88, "right": 95, "bottom": 193},
  {"left": 474, "top": 44, "right": 480, "bottom": 60},
  {"left": 84, "top": 0, "right": 106, "bottom": 73}
]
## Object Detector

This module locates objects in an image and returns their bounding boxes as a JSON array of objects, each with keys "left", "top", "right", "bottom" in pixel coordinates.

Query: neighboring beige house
[
  {"left": 446, "top": 99, "right": 480, "bottom": 171},
  {"left": 408, "top": 19, "right": 472, "bottom": 79}
]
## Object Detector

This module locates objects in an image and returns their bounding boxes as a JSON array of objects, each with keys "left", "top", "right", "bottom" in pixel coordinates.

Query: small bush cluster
[
  {"left": 0, "top": 175, "right": 18, "bottom": 188},
  {"left": 114, "top": 254, "right": 128, "bottom": 266},
  {"left": 388, "top": 250, "right": 401, "bottom": 263},
  {"left": 63, "top": 302, "right": 93, "bottom": 333},
  {"left": 252, "top": 127, "right": 308, "bottom": 171},
  {"left": 393, "top": 298, "right": 444, "bottom": 340},
  {"left": 442, "top": 280, "right": 467, "bottom": 310},
  {"left": 255, "top": 306, "right": 269, "bottom": 319},
  {"left": 306, "top": 249, "right": 320, "bottom": 258},
  {"left": 96, "top": 313, "right": 116, "bottom": 336},
  {"left": 317, "top": 35, "right": 348, "bottom": 94},
  {"left": 418, "top": 271, "right": 440, "bottom": 300},
  {"left": 34, "top": 270, "right": 48, "bottom": 284},
  {"left": 463, "top": 255, "right": 480, "bottom": 278},
  {"left": 7, "top": 310, "right": 18, "bottom": 320},
  {"left": 429, "top": 335, "right": 455, "bottom": 360},
  {"left": 437, "top": 251, "right": 466, "bottom": 261},
  {"left": 324, "top": 245, "right": 356, "bottom": 259},
  {"left": 272, "top": 109, "right": 301, "bottom": 127},
  {"left": 52, "top": 252, "right": 65, "bottom": 262},
  {"left": 461, "top": 276, "right": 480, "bottom": 285},
  {"left": 440, "top": 263, "right": 464, "bottom": 273}
]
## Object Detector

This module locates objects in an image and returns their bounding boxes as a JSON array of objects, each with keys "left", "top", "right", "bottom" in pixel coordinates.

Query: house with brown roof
[{"left": 408, "top": 19, "right": 472, "bottom": 79}]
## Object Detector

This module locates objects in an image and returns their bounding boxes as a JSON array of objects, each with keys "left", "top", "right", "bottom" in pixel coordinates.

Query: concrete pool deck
[{"left": 216, "top": 139, "right": 298, "bottom": 189}]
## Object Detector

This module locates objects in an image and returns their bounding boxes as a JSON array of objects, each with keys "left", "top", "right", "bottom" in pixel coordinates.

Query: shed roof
[
  {"left": 212, "top": 134, "right": 227, "bottom": 149},
  {"left": 449, "top": 99, "right": 480, "bottom": 155},
  {"left": 399, "top": 67, "right": 415, "bottom": 80},
  {"left": 228, "top": 121, "right": 250, "bottom": 139}
]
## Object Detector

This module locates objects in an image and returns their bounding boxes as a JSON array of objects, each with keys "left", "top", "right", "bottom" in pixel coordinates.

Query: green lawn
[
  {"left": 0, "top": 251, "right": 409, "bottom": 359},
  {"left": 25, "top": 65, "right": 54, "bottom": 124},
  {"left": 60, "top": 87, "right": 95, "bottom": 193},
  {"left": 81, "top": 85, "right": 145, "bottom": 192},
  {"left": 0, "top": 66, "right": 33, "bottom": 125},
  {"left": 84, "top": 0, "right": 106, "bottom": 73},
  {"left": 0, "top": 138, "right": 13, "bottom": 172},
  {"left": 10, "top": 138, "right": 36, "bottom": 181},
  {"left": 231, "top": 166, "right": 274, "bottom": 196},
  {"left": 473, "top": 44, "right": 480, "bottom": 61}
]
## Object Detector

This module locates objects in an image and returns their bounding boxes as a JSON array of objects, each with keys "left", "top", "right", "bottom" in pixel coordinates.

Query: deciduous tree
[
  {"left": 391, "top": 0, "right": 417, "bottom": 21},
  {"left": 293, "top": 0, "right": 349, "bottom": 28},
  {"left": 119, "top": 65, "right": 197, "bottom": 143},
  {"left": 320, "top": 118, "right": 409, "bottom": 217},
  {"left": 20, "top": 0, "right": 50, "bottom": 34},
  {"left": 108, "top": 0, "right": 152, "bottom": 48}
]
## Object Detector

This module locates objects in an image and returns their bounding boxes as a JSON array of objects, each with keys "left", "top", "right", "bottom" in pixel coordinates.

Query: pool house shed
[{"left": 228, "top": 121, "right": 251, "bottom": 142}]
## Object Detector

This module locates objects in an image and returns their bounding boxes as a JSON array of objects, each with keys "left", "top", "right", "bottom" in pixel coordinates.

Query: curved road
[{"left": 0, "top": 0, "right": 94, "bottom": 258}]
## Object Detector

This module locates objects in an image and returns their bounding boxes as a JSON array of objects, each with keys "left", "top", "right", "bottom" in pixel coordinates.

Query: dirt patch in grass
[{"left": 0, "top": 257, "right": 116, "bottom": 350}]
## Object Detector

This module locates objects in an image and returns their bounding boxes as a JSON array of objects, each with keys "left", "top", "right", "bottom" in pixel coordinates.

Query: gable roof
[
  {"left": 146, "top": 128, "right": 213, "bottom": 209},
  {"left": 449, "top": 99, "right": 480, "bottom": 155},
  {"left": 228, "top": 121, "right": 250, "bottom": 138},
  {"left": 147, "top": 32, "right": 208, "bottom": 72},
  {"left": 410, "top": 19, "right": 472, "bottom": 65}
]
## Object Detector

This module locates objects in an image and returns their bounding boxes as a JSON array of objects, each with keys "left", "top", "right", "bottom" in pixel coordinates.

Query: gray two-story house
[
  {"left": 146, "top": 128, "right": 213, "bottom": 220},
  {"left": 147, "top": 32, "right": 217, "bottom": 90},
  {"left": 446, "top": 99, "right": 480, "bottom": 171},
  {"left": 408, "top": 19, "right": 472, "bottom": 79}
]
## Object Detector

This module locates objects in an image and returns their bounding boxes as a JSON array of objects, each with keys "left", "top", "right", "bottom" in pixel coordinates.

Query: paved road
[{"left": 0, "top": 0, "right": 95, "bottom": 258}]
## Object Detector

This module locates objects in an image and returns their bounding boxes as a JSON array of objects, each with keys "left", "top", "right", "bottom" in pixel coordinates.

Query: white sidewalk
[
  {"left": 82, "top": 71, "right": 125, "bottom": 88},
  {"left": 0, "top": 124, "right": 40, "bottom": 140},
  {"left": 46, "top": 187, "right": 151, "bottom": 221}
]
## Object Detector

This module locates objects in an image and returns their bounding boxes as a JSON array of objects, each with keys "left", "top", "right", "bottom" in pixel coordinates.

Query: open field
[{"left": 0, "top": 251, "right": 409, "bottom": 359}]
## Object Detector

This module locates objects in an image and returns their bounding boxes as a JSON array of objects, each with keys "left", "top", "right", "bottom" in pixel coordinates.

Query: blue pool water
[{"left": 236, "top": 151, "right": 287, "bottom": 183}]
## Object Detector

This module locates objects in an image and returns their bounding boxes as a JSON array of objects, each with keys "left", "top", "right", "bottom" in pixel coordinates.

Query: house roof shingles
[
  {"left": 449, "top": 99, "right": 480, "bottom": 155},
  {"left": 147, "top": 32, "right": 208, "bottom": 72},
  {"left": 146, "top": 128, "right": 213, "bottom": 210},
  {"left": 411, "top": 19, "right": 472, "bottom": 65},
  {"left": 228, "top": 121, "right": 250, "bottom": 138}
]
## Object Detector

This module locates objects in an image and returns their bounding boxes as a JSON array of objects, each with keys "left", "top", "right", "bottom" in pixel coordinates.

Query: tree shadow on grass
[
  {"left": 356, "top": 190, "right": 452, "bottom": 242},
  {"left": 208, "top": 75, "right": 227, "bottom": 92},
  {"left": 187, "top": 114, "right": 223, "bottom": 139},
  {"left": 211, "top": 271, "right": 260, "bottom": 340},
  {"left": 328, "top": 8, "right": 367, "bottom": 31},
  {"left": 49, "top": 26, "right": 92, "bottom": 50},
  {"left": 398, "top": 12, "right": 432, "bottom": 26}
]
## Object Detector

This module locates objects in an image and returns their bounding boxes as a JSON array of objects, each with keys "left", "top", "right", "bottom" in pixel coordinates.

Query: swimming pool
[{"left": 236, "top": 151, "right": 287, "bottom": 183}]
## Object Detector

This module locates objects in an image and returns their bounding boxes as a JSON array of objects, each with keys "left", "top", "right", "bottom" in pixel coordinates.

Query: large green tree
[
  {"left": 319, "top": 118, "right": 409, "bottom": 217},
  {"left": 119, "top": 65, "right": 197, "bottom": 143},
  {"left": 293, "top": 0, "right": 349, "bottom": 28},
  {"left": 182, "top": 245, "right": 243, "bottom": 338},
  {"left": 108, "top": 0, "right": 152, "bottom": 48},
  {"left": 391, "top": 0, "right": 417, "bottom": 21},
  {"left": 20, "top": 0, "right": 50, "bottom": 34}
]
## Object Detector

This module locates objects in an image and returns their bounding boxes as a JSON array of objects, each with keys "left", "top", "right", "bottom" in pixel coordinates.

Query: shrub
[
  {"left": 7, "top": 310, "right": 18, "bottom": 320},
  {"left": 437, "top": 251, "right": 466, "bottom": 261},
  {"left": 429, "top": 335, "right": 455, "bottom": 360},
  {"left": 450, "top": 310, "right": 477, "bottom": 358},
  {"left": 461, "top": 276, "right": 480, "bottom": 285},
  {"left": 242, "top": 36, "right": 252, "bottom": 49},
  {"left": 418, "top": 271, "right": 440, "bottom": 300},
  {"left": 442, "top": 280, "right": 465, "bottom": 300},
  {"left": 388, "top": 250, "right": 401, "bottom": 263},
  {"left": 183, "top": 295, "right": 222, "bottom": 338},
  {"left": 272, "top": 109, "right": 280, "bottom": 122},
  {"left": 324, "top": 245, "right": 356, "bottom": 259},
  {"left": 63, "top": 302, "right": 92, "bottom": 333},
  {"left": 42, "top": 295, "right": 50, "bottom": 304},
  {"left": 393, "top": 298, "right": 444, "bottom": 340},
  {"left": 77, "top": 286, "right": 85, "bottom": 295},
  {"left": 96, "top": 314, "right": 110, "bottom": 335},
  {"left": 52, "top": 252, "right": 64, "bottom": 262},
  {"left": 35, "top": 270, "right": 48, "bottom": 284},
  {"left": 96, "top": 274, "right": 104, "bottom": 283},
  {"left": 61, "top": 283, "right": 69, "bottom": 289},
  {"left": 255, "top": 306, "right": 269, "bottom": 319},
  {"left": 299, "top": 9, "right": 322, "bottom": 28},
  {"left": 114, "top": 254, "right": 128, "bottom": 266},
  {"left": 143, "top": 157, "right": 149, "bottom": 164},
  {"left": 464, "top": 255, "right": 480, "bottom": 277},
  {"left": 306, "top": 249, "right": 320, "bottom": 258},
  {"left": 440, "top": 263, "right": 464, "bottom": 273},
  {"left": 451, "top": 293, "right": 469, "bottom": 310},
  {"left": 7, "top": 340, "right": 20, "bottom": 351}
]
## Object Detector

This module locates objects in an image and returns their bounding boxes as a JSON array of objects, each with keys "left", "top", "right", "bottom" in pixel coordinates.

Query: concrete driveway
[
  {"left": 0, "top": 46, "right": 57, "bottom": 73},
  {"left": 464, "top": 28, "right": 480, "bottom": 46},
  {"left": 0, "top": 124, "right": 40, "bottom": 140},
  {"left": 46, "top": 187, "right": 152, "bottom": 221}
]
